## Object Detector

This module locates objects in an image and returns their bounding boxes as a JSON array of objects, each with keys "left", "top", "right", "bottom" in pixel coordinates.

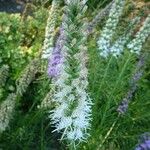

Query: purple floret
[
  {"left": 47, "top": 27, "right": 66, "bottom": 78},
  {"left": 135, "top": 133, "right": 150, "bottom": 150},
  {"left": 117, "top": 98, "right": 129, "bottom": 114}
]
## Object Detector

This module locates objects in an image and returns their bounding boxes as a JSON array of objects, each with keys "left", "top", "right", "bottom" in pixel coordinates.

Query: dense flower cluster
[
  {"left": 110, "top": 17, "right": 140, "bottom": 57},
  {"left": 87, "top": 0, "right": 114, "bottom": 34},
  {"left": 39, "top": 89, "right": 53, "bottom": 109},
  {"left": 0, "top": 65, "right": 9, "bottom": 87},
  {"left": 16, "top": 58, "right": 40, "bottom": 96},
  {"left": 135, "top": 133, "right": 150, "bottom": 150},
  {"left": 110, "top": 35, "right": 129, "bottom": 57},
  {"left": 47, "top": 0, "right": 116, "bottom": 78},
  {"left": 0, "top": 93, "right": 16, "bottom": 133},
  {"left": 127, "top": 15, "right": 150, "bottom": 54},
  {"left": 50, "top": 0, "right": 92, "bottom": 142},
  {"left": 42, "top": 0, "right": 61, "bottom": 59},
  {"left": 97, "top": 0, "right": 126, "bottom": 57},
  {"left": 117, "top": 54, "right": 145, "bottom": 114},
  {"left": 47, "top": 27, "right": 65, "bottom": 77}
]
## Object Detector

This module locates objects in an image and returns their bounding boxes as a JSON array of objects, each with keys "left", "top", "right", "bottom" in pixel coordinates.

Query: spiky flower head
[
  {"left": 0, "top": 65, "right": 9, "bottom": 87},
  {"left": 110, "top": 17, "right": 141, "bottom": 57},
  {"left": 0, "top": 93, "right": 16, "bottom": 133},
  {"left": 97, "top": 0, "right": 126, "bottom": 57},
  {"left": 47, "top": 26, "right": 65, "bottom": 77},
  {"left": 16, "top": 59, "right": 40, "bottom": 96},
  {"left": 127, "top": 15, "right": 150, "bottom": 54},
  {"left": 50, "top": 0, "right": 92, "bottom": 143},
  {"left": 135, "top": 132, "right": 150, "bottom": 150},
  {"left": 117, "top": 54, "right": 145, "bottom": 115},
  {"left": 42, "top": 0, "right": 61, "bottom": 59}
]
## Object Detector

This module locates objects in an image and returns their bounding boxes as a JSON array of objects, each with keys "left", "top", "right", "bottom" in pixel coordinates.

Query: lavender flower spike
[
  {"left": 117, "top": 54, "right": 145, "bottom": 115},
  {"left": 87, "top": 0, "right": 114, "bottom": 34},
  {"left": 47, "top": 27, "right": 65, "bottom": 77},
  {"left": 117, "top": 98, "right": 129, "bottom": 114},
  {"left": 135, "top": 132, "right": 150, "bottom": 150}
]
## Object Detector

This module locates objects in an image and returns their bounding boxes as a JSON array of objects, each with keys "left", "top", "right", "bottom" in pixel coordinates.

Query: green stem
[
  {"left": 97, "top": 115, "right": 120, "bottom": 150},
  {"left": 95, "top": 56, "right": 114, "bottom": 100},
  {"left": 99, "top": 53, "right": 132, "bottom": 128},
  {"left": 40, "top": 119, "right": 44, "bottom": 150},
  {"left": 113, "top": 53, "right": 132, "bottom": 91}
]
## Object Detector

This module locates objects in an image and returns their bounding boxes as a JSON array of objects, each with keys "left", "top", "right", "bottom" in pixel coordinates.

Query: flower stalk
[
  {"left": 49, "top": 0, "right": 92, "bottom": 142},
  {"left": 42, "top": 0, "right": 62, "bottom": 59},
  {"left": 0, "top": 65, "right": 9, "bottom": 87},
  {"left": 117, "top": 54, "right": 146, "bottom": 114},
  {"left": 97, "top": 0, "right": 126, "bottom": 57},
  {"left": 127, "top": 15, "right": 150, "bottom": 54},
  {"left": 0, "top": 93, "right": 16, "bottom": 133}
]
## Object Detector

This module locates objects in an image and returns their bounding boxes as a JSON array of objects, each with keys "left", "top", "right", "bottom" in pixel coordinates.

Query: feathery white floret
[
  {"left": 42, "top": 0, "right": 61, "bottom": 59},
  {"left": 127, "top": 15, "right": 150, "bottom": 54},
  {"left": 51, "top": 48, "right": 92, "bottom": 141},
  {"left": 0, "top": 94, "right": 16, "bottom": 133},
  {"left": 110, "top": 17, "right": 141, "bottom": 57},
  {"left": 50, "top": 0, "right": 92, "bottom": 142},
  {"left": 97, "top": 0, "right": 126, "bottom": 57}
]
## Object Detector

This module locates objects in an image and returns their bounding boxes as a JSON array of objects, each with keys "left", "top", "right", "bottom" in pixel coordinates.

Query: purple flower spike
[
  {"left": 117, "top": 98, "right": 129, "bottom": 114},
  {"left": 135, "top": 148, "right": 142, "bottom": 150},
  {"left": 47, "top": 26, "right": 66, "bottom": 78},
  {"left": 47, "top": 52, "right": 62, "bottom": 77},
  {"left": 135, "top": 140, "right": 150, "bottom": 150},
  {"left": 117, "top": 54, "right": 146, "bottom": 115},
  {"left": 48, "top": 67, "right": 59, "bottom": 77},
  {"left": 145, "top": 140, "right": 150, "bottom": 148},
  {"left": 135, "top": 133, "right": 150, "bottom": 150}
]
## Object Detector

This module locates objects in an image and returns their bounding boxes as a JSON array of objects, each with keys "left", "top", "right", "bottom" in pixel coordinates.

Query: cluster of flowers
[
  {"left": 0, "top": 58, "right": 40, "bottom": 133},
  {"left": 127, "top": 15, "right": 150, "bottom": 54},
  {"left": 97, "top": 0, "right": 126, "bottom": 57},
  {"left": 47, "top": 26, "right": 65, "bottom": 77},
  {"left": 40, "top": 0, "right": 118, "bottom": 110},
  {"left": 47, "top": 1, "right": 115, "bottom": 78},
  {"left": 0, "top": 93, "right": 16, "bottom": 133},
  {"left": 97, "top": 0, "right": 149, "bottom": 58},
  {"left": 0, "top": 65, "right": 9, "bottom": 87},
  {"left": 42, "top": 0, "right": 61, "bottom": 59},
  {"left": 110, "top": 17, "right": 140, "bottom": 57},
  {"left": 40, "top": 0, "right": 112, "bottom": 109},
  {"left": 48, "top": 0, "right": 92, "bottom": 142},
  {"left": 117, "top": 54, "right": 145, "bottom": 114},
  {"left": 87, "top": 0, "right": 114, "bottom": 34},
  {"left": 135, "top": 133, "right": 150, "bottom": 150},
  {"left": 16, "top": 58, "right": 40, "bottom": 96}
]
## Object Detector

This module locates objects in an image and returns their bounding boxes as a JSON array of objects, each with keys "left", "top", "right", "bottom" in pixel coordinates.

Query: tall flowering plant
[
  {"left": 97, "top": 0, "right": 126, "bottom": 57},
  {"left": 127, "top": 15, "right": 150, "bottom": 54},
  {"left": 48, "top": 0, "right": 93, "bottom": 143},
  {"left": 42, "top": 0, "right": 61, "bottom": 59},
  {"left": 117, "top": 54, "right": 145, "bottom": 114},
  {"left": 0, "top": 94, "right": 16, "bottom": 133},
  {"left": 110, "top": 17, "right": 140, "bottom": 57},
  {"left": 0, "top": 65, "right": 9, "bottom": 87}
]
